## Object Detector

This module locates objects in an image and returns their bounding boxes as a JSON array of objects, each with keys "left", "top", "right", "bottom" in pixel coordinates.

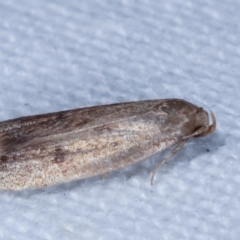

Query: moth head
[
  {"left": 193, "top": 109, "right": 216, "bottom": 138},
  {"left": 158, "top": 99, "right": 216, "bottom": 139}
]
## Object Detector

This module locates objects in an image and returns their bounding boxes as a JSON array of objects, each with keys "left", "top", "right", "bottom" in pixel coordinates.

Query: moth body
[{"left": 0, "top": 99, "right": 216, "bottom": 190}]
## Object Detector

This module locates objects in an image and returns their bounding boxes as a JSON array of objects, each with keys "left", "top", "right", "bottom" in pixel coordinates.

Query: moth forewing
[{"left": 0, "top": 99, "right": 216, "bottom": 190}]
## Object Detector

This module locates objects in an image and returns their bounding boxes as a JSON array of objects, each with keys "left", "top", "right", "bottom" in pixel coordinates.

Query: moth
[{"left": 0, "top": 99, "right": 216, "bottom": 190}]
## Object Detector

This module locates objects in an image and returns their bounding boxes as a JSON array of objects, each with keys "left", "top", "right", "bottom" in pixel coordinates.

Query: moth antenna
[{"left": 151, "top": 138, "right": 188, "bottom": 185}]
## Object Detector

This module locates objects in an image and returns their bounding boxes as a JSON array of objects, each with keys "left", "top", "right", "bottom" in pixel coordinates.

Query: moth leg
[{"left": 151, "top": 138, "right": 188, "bottom": 185}]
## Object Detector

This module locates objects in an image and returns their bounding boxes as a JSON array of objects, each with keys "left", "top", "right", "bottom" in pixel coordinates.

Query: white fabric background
[{"left": 0, "top": 0, "right": 239, "bottom": 239}]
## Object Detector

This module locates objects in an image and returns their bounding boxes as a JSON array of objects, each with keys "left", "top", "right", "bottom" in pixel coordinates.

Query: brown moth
[{"left": 0, "top": 99, "right": 216, "bottom": 190}]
